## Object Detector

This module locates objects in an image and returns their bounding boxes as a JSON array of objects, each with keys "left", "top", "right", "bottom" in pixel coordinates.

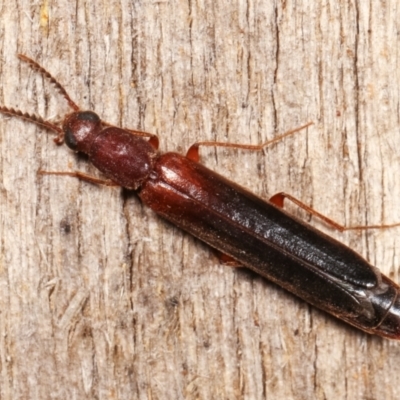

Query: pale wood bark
[{"left": 1, "top": 1, "right": 400, "bottom": 399}]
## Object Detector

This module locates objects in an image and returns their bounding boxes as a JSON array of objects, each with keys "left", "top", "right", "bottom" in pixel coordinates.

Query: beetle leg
[
  {"left": 270, "top": 192, "right": 400, "bottom": 231},
  {"left": 38, "top": 170, "right": 118, "bottom": 186}
]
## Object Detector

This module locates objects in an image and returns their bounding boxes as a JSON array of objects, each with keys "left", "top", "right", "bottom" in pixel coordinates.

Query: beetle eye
[
  {"left": 64, "top": 127, "right": 78, "bottom": 150},
  {"left": 76, "top": 111, "right": 101, "bottom": 123}
]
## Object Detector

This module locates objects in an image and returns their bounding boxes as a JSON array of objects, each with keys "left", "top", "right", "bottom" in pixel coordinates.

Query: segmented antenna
[
  {"left": 0, "top": 106, "right": 63, "bottom": 135},
  {"left": 18, "top": 54, "right": 80, "bottom": 112},
  {"left": 0, "top": 55, "right": 82, "bottom": 144}
]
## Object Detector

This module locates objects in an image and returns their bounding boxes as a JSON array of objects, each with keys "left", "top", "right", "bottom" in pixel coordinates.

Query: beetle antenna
[
  {"left": 0, "top": 106, "right": 64, "bottom": 143},
  {"left": 18, "top": 54, "right": 80, "bottom": 112}
]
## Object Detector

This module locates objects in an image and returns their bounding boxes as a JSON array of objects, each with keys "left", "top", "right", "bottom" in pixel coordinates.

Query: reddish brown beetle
[{"left": 2, "top": 55, "right": 400, "bottom": 339}]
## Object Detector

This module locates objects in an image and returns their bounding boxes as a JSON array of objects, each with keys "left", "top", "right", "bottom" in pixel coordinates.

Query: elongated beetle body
[{"left": 2, "top": 55, "right": 400, "bottom": 339}]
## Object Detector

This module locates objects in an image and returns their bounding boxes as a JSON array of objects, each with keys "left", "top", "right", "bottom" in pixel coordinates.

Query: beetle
[{"left": 1, "top": 54, "right": 400, "bottom": 339}]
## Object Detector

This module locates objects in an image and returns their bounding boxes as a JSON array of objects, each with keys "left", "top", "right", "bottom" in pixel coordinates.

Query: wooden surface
[{"left": 1, "top": 1, "right": 400, "bottom": 399}]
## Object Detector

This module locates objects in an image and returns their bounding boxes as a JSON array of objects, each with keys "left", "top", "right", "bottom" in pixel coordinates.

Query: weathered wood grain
[{"left": 1, "top": 1, "right": 400, "bottom": 399}]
